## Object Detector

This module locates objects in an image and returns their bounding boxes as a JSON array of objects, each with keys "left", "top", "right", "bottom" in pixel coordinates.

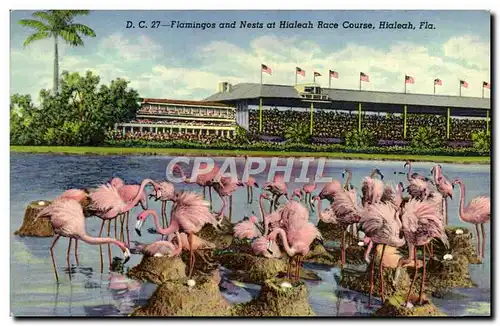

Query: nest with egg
[{"left": 14, "top": 200, "right": 55, "bottom": 237}]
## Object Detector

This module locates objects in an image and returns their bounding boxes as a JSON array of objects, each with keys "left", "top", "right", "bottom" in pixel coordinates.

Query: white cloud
[{"left": 10, "top": 32, "right": 491, "bottom": 105}]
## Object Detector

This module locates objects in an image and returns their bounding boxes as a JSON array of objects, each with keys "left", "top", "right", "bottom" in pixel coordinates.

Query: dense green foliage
[
  {"left": 472, "top": 130, "right": 491, "bottom": 152},
  {"left": 410, "top": 126, "right": 445, "bottom": 149},
  {"left": 18, "top": 10, "right": 96, "bottom": 92},
  {"left": 344, "top": 129, "right": 377, "bottom": 148},
  {"left": 104, "top": 139, "right": 489, "bottom": 157},
  {"left": 10, "top": 71, "right": 140, "bottom": 146},
  {"left": 283, "top": 121, "right": 311, "bottom": 143},
  {"left": 248, "top": 109, "right": 487, "bottom": 142}
]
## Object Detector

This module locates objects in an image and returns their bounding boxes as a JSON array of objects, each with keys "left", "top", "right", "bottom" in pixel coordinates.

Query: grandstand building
[
  {"left": 114, "top": 98, "right": 237, "bottom": 137},
  {"left": 204, "top": 82, "right": 491, "bottom": 139}
]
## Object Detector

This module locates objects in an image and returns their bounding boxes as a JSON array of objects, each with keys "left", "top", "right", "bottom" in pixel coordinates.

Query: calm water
[{"left": 10, "top": 153, "right": 491, "bottom": 316}]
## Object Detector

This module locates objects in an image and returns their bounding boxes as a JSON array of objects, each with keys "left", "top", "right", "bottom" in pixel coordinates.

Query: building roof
[
  {"left": 141, "top": 98, "right": 234, "bottom": 109},
  {"left": 204, "top": 83, "right": 490, "bottom": 110}
]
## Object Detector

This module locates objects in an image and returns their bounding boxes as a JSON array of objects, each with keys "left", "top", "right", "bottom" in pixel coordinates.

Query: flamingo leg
[
  {"left": 74, "top": 239, "right": 79, "bottom": 266},
  {"left": 379, "top": 244, "right": 386, "bottom": 304},
  {"left": 418, "top": 245, "right": 427, "bottom": 305},
  {"left": 98, "top": 219, "right": 105, "bottom": 273},
  {"left": 188, "top": 233, "right": 196, "bottom": 278},
  {"left": 368, "top": 243, "right": 376, "bottom": 307},
  {"left": 125, "top": 211, "right": 130, "bottom": 246},
  {"left": 481, "top": 223, "right": 486, "bottom": 259},
  {"left": 107, "top": 219, "right": 112, "bottom": 269},
  {"left": 405, "top": 246, "right": 418, "bottom": 306},
  {"left": 119, "top": 214, "right": 125, "bottom": 242},
  {"left": 114, "top": 216, "right": 118, "bottom": 239},
  {"left": 229, "top": 195, "right": 233, "bottom": 223},
  {"left": 67, "top": 238, "right": 73, "bottom": 280},
  {"left": 209, "top": 186, "right": 213, "bottom": 210},
  {"left": 475, "top": 224, "right": 481, "bottom": 258},
  {"left": 161, "top": 201, "right": 166, "bottom": 228},
  {"left": 203, "top": 186, "right": 206, "bottom": 199},
  {"left": 341, "top": 229, "right": 346, "bottom": 267},
  {"left": 250, "top": 186, "right": 254, "bottom": 204},
  {"left": 50, "top": 235, "right": 61, "bottom": 283}
]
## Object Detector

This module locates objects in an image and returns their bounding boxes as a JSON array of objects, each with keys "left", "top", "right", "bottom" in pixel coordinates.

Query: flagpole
[
  {"left": 359, "top": 75, "right": 361, "bottom": 91},
  {"left": 313, "top": 74, "right": 316, "bottom": 84},
  {"left": 295, "top": 70, "right": 297, "bottom": 86},
  {"left": 482, "top": 85, "right": 484, "bottom": 98},
  {"left": 434, "top": 82, "right": 436, "bottom": 95},
  {"left": 329, "top": 73, "right": 331, "bottom": 89},
  {"left": 404, "top": 75, "right": 407, "bottom": 94},
  {"left": 459, "top": 81, "right": 461, "bottom": 97}
]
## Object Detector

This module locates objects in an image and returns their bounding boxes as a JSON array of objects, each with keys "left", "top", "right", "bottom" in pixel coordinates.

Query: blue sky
[{"left": 10, "top": 10, "right": 491, "bottom": 102}]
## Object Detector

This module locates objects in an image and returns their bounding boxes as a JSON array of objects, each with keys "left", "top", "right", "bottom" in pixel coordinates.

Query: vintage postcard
[{"left": 9, "top": 9, "right": 491, "bottom": 317}]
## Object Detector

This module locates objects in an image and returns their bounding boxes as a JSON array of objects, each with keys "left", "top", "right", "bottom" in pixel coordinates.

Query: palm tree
[{"left": 18, "top": 10, "right": 96, "bottom": 94}]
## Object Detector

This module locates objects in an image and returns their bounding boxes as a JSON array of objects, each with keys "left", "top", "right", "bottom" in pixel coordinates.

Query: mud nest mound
[
  {"left": 197, "top": 220, "right": 234, "bottom": 249},
  {"left": 441, "top": 226, "right": 481, "bottom": 264},
  {"left": 409, "top": 254, "right": 475, "bottom": 292},
  {"left": 231, "top": 278, "right": 314, "bottom": 316},
  {"left": 14, "top": 200, "right": 55, "bottom": 237},
  {"left": 374, "top": 295, "right": 446, "bottom": 317},
  {"left": 340, "top": 265, "right": 417, "bottom": 299},
  {"left": 127, "top": 256, "right": 186, "bottom": 284},
  {"left": 307, "top": 243, "right": 366, "bottom": 266},
  {"left": 216, "top": 252, "right": 286, "bottom": 284},
  {"left": 316, "top": 221, "right": 345, "bottom": 242},
  {"left": 304, "top": 243, "right": 338, "bottom": 265},
  {"left": 131, "top": 271, "right": 231, "bottom": 316}
]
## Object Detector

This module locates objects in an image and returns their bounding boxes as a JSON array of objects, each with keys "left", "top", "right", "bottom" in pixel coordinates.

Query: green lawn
[{"left": 10, "top": 146, "right": 490, "bottom": 164}]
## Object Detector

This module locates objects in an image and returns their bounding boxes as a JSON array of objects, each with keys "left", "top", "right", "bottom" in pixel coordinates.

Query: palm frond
[
  {"left": 59, "top": 30, "right": 84, "bottom": 46},
  {"left": 69, "top": 23, "right": 96, "bottom": 37},
  {"left": 18, "top": 19, "right": 50, "bottom": 31},
  {"left": 22, "top": 31, "right": 50, "bottom": 47},
  {"left": 31, "top": 11, "right": 56, "bottom": 23}
]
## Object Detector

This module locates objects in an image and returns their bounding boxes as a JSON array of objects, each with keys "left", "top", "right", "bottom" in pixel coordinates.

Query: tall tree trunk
[{"left": 53, "top": 35, "right": 59, "bottom": 94}]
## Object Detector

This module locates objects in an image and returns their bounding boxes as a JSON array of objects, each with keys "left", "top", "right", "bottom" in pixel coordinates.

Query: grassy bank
[{"left": 10, "top": 146, "right": 490, "bottom": 164}]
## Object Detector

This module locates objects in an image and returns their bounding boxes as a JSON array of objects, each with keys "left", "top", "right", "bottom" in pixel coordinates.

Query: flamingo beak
[
  {"left": 135, "top": 219, "right": 144, "bottom": 237},
  {"left": 342, "top": 172, "right": 345, "bottom": 179},
  {"left": 123, "top": 248, "right": 131, "bottom": 264},
  {"left": 403, "top": 162, "right": 408, "bottom": 168},
  {"left": 266, "top": 240, "right": 274, "bottom": 255}
]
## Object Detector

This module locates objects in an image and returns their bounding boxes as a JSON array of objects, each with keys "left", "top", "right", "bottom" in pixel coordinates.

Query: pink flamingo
[
  {"left": 135, "top": 191, "right": 219, "bottom": 278},
  {"left": 453, "top": 178, "right": 490, "bottom": 260},
  {"left": 330, "top": 190, "right": 363, "bottom": 267},
  {"left": 359, "top": 202, "right": 406, "bottom": 306},
  {"left": 431, "top": 165, "right": 454, "bottom": 225},
  {"left": 89, "top": 178, "right": 156, "bottom": 273},
  {"left": 263, "top": 174, "right": 289, "bottom": 213},
  {"left": 117, "top": 183, "right": 150, "bottom": 244},
  {"left": 343, "top": 169, "right": 361, "bottom": 240},
  {"left": 36, "top": 199, "right": 130, "bottom": 282},
  {"left": 400, "top": 199, "right": 448, "bottom": 306},
  {"left": 292, "top": 188, "right": 304, "bottom": 201},
  {"left": 266, "top": 222, "right": 322, "bottom": 282},
  {"left": 313, "top": 196, "right": 338, "bottom": 224},
  {"left": 302, "top": 182, "right": 316, "bottom": 211},
  {"left": 407, "top": 178, "right": 430, "bottom": 201},
  {"left": 240, "top": 156, "right": 260, "bottom": 204},
  {"left": 148, "top": 180, "right": 176, "bottom": 227},
  {"left": 404, "top": 161, "right": 430, "bottom": 182},
  {"left": 211, "top": 175, "right": 239, "bottom": 222},
  {"left": 168, "top": 232, "right": 216, "bottom": 265},
  {"left": 318, "top": 179, "right": 343, "bottom": 203},
  {"left": 139, "top": 231, "right": 183, "bottom": 258},
  {"left": 173, "top": 163, "right": 219, "bottom": 208}
]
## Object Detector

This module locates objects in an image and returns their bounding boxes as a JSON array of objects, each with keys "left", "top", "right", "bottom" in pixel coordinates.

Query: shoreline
[{"left": 10, "top": 146, "right": 491, "bottom": 165}]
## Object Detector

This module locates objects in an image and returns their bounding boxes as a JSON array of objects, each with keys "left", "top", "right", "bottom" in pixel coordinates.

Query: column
[
  {"left": 446, "top": 107, "right": 451, "bottom": 139},
  {"left": 259, "top": 98, "right": 263, "bottom": 132},
  {"left": 358, "top": 103, "right": 362, "bottom": 132},
  {"left": 486, "top": 110, "right": 490, "bottom": 135},
  {"left": 403, "top": 105, "right": 407, "bottom": 139}
]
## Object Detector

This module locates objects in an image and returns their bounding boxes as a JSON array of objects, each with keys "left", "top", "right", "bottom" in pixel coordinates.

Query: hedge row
[{"left": 104, "top": 139, "right": 489, "bottom": 157}]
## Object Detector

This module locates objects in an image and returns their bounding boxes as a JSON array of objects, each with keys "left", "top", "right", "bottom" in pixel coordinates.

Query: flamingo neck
[
  {"left": 315, "top": 197, "right": 323, "bottom": 222},
  {"left": 369, "top": 170, "right": 377, "bottom": 179},
  {"left": 364, "top": 239, "right": 373, "bottom": 262},
  {"left": 123, "top": 179, "right": 155, "bottom": 212},
  {"left": 172, "top": 231, "right": 182, "bottom": 255},
  {"left": 259, "top": 195, "right": 268, "bottom": 235},
  {"left": 150, "top": 210, "right": 179, "bottom": 235},
  {"left": 406, "top": 162, "right": 412, "bottom": 181},
  {"left": 457, "top": 181, "right": 466, "bottom": 222},
  {"left": 80, "top": 233, "right": 126, "bottom": 251},
  {"left": 346, "top": 171, "right": 352, "bottom": 189},
  {"left": 270, "top": 228, "right": 295, "bottom": 256}
]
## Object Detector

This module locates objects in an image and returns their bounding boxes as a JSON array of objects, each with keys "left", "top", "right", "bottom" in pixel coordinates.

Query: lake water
[{"left": 10, "top": 153, "right": 491, "bottom": 317}]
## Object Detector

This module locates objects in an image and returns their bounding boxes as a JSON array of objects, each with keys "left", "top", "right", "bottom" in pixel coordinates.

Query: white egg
[
  {"left": 153, "top": 253, "right": 164, "bottom": 257},
  {"left": 38, "top": 201, "right": 45, "bottom": 206},
  {"left": 358, "top": 241, "right": 365, "bottom": 247},
  {"left": 455, "top": 229, "right": 464, "bottom": 235},
  {"left": 280, "top": 282, "right": 293, "bottom": 289},
  {"left": 443, "top": 254, "right": 453, "bottom": 260},
  {"left": 187, "top": 279, "right": 196, "bottom": 287}
]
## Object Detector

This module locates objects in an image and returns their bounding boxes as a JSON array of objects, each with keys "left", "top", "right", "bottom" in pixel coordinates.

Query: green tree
[
  {"left": 283, "top": 121, "right": 311, "bottom": 144},
  {"left": 10, "top": 70, "right": 140, "bottom": 146},
  {"left": 471, "top": 130, "right": 490, "bottom": 153},
  {"left": 410, "top": 126, "right": 444, "bottom": 149},
  {"left": 344, "top": 129, "right": 377, "bottom": 148},
  {"left": 18, "top": 10, "right": 96, "bottom": 93}
]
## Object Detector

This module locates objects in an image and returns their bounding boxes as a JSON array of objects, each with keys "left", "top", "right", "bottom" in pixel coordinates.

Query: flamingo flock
[{"left": 36, "top": 158, "right": 489, "bottom": 310}]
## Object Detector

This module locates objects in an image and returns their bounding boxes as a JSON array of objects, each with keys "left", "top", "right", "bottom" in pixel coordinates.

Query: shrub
[
  {"left": 344, "top": 129, "right": 377, "bottom": 148},
  {"left": 283, "top": 121, "right": 311, "bottom": 144},
  {"left": 472, "top": 130, "right": 491, "bottom": 153},
  {"left": 410, "top": 126, "right": 444, "bottom": 149}
]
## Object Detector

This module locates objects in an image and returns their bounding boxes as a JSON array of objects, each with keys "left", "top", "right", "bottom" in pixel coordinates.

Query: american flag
[
  {"left": 434, "top": 78, "right": 442, "bottom": 86},
  {"left": 329, "top": 70, "right": 338, "bottom": 78},
  {"left": 296, "top": 67, "right": 305, "bottom": 76},
  {"left": 314, "top": 72, "right": 321, "bottom": 77},
  {"left": 460, "top": 80, "right": 469, "bottom": 88},
  {"left": 405, "top": 75, "right": 415, "bottom": 84},
  {"left": 261, "top": 64, "right": 272, "bottom": 75},
  {"left": 483, "top": 81, "right": 491, "bottom": 89},
  {"left": 360, "top": 72, "right": 369, "bottom": 82}
]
